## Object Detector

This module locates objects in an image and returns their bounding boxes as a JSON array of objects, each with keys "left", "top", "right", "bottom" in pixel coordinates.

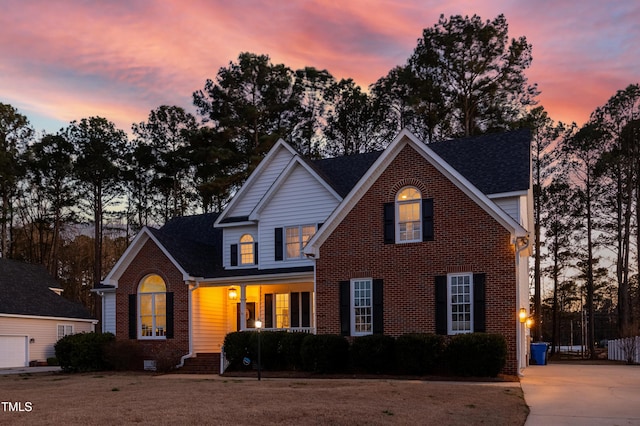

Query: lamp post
[{"left": 255, "top": 319, "right": 262, "bottom": 381}]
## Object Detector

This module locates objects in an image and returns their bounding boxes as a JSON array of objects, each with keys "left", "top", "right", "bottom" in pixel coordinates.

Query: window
[
  {"left": 275, "top": 294, "right": 290, "bottom": 328},
  {"left": 57, "top": 325, "right": 73, "bottom": 340},
  {"left": 448, "top": 274, "right": 473, "bottom": 334},
  {"left": 240, "top": 234, "right": 255, "bottom": 265},
  {"left": 264, "top": 292, "right": 311, "bottom": 329},
  {"left": 352, "top": 279, "right": 372, "bottom": 335},
  {"left": 396, "top": 187, "right": 421, "bottom": 242},
  {"left": 285, "top": 225, "right": 316, "bottom": 259},
  {"left": 138, "top": 274, "right": 167, "bottom": 339}
]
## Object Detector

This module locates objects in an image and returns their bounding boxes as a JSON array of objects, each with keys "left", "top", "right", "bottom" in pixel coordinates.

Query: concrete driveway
[{"left": 521, "top": 363, "right": 640, "bottom": 425}]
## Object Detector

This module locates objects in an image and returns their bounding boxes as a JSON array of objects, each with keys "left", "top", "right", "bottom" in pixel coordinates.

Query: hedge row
[{"left": 223, "top": 332, "right": 507, "bottom": 377}]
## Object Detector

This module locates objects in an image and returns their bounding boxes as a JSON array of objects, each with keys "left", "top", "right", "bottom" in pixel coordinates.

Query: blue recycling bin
[{"left": 530, "top": 342, "right": 548, "bottom": 365}]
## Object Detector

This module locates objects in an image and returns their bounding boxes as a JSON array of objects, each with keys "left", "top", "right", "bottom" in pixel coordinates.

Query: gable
[
  {"left": 305, "top": 130, "right": 529, "bottom": 257},
  {"left": 216, "top": 140, "right": 297, "bottom": 225}
]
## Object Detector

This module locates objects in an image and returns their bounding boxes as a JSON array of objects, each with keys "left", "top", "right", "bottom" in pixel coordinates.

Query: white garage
[{"left": 0, "top": 335, "right": 28, "bottom": 368}]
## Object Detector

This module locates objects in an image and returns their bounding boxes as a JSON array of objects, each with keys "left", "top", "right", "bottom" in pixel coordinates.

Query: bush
[
  {"left": 46, "top": 357, "right": 59, "bottom": 366},
  {"left": 223, "top": 331, "right": 254, "bottom": 371},
  {"left": 148, "top": 345, "right": 183, "bottom": 373},
  {"left": 279, "top": 332, "right": 307, "bottom": 370},
  {"left": 395, "top": 333, "right": 445, "bottom": 375},
  {"left": 103, "top": 340, "right": 144, "bottom": 371},
  {"left": 350, "top": 334, "right": 395, "bottom": 374},
  {"left": 54, "top": 332, "right": 115, "bottom": 372},
  {"left": 301, "top": 334, "right": 349, "bottom": 373},
  {"left": 444, "top": 333, "right": 507, "bottom": 377}
]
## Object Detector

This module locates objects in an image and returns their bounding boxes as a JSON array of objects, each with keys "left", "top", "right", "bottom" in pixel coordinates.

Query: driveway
[{"left": 521, "top": 363, "right": 640, "bottom": 425}]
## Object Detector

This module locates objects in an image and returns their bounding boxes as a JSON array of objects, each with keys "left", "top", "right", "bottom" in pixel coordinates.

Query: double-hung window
[
  {"left": 239, "top": 234, "right": 255, "bottom": 265},
  {"left": 57, "top": 325, "right": 73, "bottom": 340},
  {"left": 352, "top": 279, "right": 373, "bottom": 336},
  {"left": 448, "top": 273, "right": 473, "bottom": 334},
  {"left": 285, "top": 225, "right": 316, "bottom": 259}
]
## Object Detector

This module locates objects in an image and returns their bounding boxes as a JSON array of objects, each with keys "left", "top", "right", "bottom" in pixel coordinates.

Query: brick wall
[
  {"left": 316, "top": 144, "right": 519, "bottom": 375},
  {"left": 114, "top": 238, "right": 190, "bottom": 362}
]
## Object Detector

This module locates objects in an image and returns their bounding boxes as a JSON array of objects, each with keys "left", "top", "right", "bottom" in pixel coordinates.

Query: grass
[{"left": 0, "top": 372, "right": 528, "bottom": 425}]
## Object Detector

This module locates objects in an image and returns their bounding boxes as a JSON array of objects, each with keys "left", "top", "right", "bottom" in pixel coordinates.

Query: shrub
[
  {"left": 46, "top": 357, "right": 59, "bottom": 366},
  {"left": 149, "top": 345, "right": 183, "bottom": 373},
  {"left": 301, "top": 334, "right": 349, "bottom": 373},
  {"left": 444, "top": 333, "right": 507, "bottom": 377},
  {"left": 350, "top": 334, "right": 395, "bottom": 374},
  {"left": 103, "top": 339, "right": 145, "bottom": 371},
  {"left": 279, "top": 332, "right": 307, "bottom": 370},
  {"left": 54, "top": 332, "right": 115, "bottom": 372},
  {"left": 223, "top": 331, "right": 254, "bottom": 371},
  {"left": 395, "top": 333, "right": 445, "bottom": 375}
]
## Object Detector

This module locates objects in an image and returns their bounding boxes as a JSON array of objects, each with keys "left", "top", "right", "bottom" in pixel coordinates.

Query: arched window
[
  {"left": 138, "top": 274, "right": 167, "bottom": 338},
  {"left": 240, "top": 234, "right": 255, "bottom": 265},
  {"left": 396, "top": 187, "right": 422, "bottom": 242}
]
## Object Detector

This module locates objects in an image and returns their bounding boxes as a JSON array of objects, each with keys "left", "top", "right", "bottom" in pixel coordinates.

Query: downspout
[
  {"left": 514, "top": 235, "right": 530, "bottom": 375},
  {"left": 177, "top": 279, "right": 201, "bottom": 368}
]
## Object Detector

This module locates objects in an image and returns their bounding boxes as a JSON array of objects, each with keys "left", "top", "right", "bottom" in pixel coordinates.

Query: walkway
[{"left": 521, "top": 363, "right": 640, "bottom": 425}]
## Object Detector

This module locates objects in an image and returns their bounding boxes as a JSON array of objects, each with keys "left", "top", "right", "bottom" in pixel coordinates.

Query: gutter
[{"left": 176, "top": 278, "right": 201, "bottom": 369}]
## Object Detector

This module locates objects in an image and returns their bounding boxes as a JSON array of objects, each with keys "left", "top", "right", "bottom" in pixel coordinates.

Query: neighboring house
[
  {"left": 0, "top": 259, "right": 96, "bottom": 368},
  {"left": 96, "top": 129, "right": 532, "bottom": 375}
]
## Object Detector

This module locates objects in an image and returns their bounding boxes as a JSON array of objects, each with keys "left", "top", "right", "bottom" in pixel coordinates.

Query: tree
[
  {"left": 131, "top": 105, "right": 199, "bottom": 223},
  {"left": 193, "top": 52, "right": 303, "bottom": 189},
  {"left": 66, "top": 117, "right": 128, "bottom": 289},
  {"left": 323, "top": 78, "right": 385, "bottom": 156},
  {"left": 19, "top": 132, "right": 77, "bottom": 274},
  {"left": 0, "top": 103, "right": 33, "bottom": 258},
  {"left": 410, "top": 14, "right": 538, "bottom": 137}
]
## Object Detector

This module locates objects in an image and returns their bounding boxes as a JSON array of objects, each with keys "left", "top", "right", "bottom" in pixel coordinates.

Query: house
[
  {"left": 0, "top": 258, "right": 97, "bottom": 368},
  {"left": 96, "top": 129, "right": 532, "bottom": 375}
]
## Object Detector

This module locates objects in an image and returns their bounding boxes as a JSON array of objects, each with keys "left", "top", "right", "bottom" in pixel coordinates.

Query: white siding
[
  {"left": 192, "top": 287, "right": 227, "bottom": 353},
  {"left": 0, "top": 316, "right": 94, "bottom": 362},
  {"left": 259, "top": 164, "right": 340, "bottom": 269},
  {"left": 222, "top": 225, "right": 259, "bottom": 268},
  {"left": 493, "top": 196, "right": 521, "bottom": 225},
  {"left": 227, "top": 148, "right": 294, "bottom": 217},
  {"left": 102, "top": 292, "right": 116, "bottom": 334}
]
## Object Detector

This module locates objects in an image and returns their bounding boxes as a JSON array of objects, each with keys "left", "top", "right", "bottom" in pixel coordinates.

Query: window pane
[
  {"left": 286, "top": 227, "right": 300, "bottom": 258},
  {"left": 301, "top": 225, "right": 315, "bottom": 247},
  {"left": 140, "top": 274, "right": 166, "bottom": 293},
  {"left": 450, "top": 275, "right": 472, "bottom": 333},
  {"left": 140, "top": 294, "right": 153, "bottom": 316},
  {"left": 353, "top": 280, "right": 372, "bottom": 334},
  {"left": 155, "top": 293, "right": 166, "bottom": 316},
  {"left": 275, "top": 293, "right": 289, "bottom": 328},
  {"left": 397, "top": 187, "right": 420, "bottom": 201},
  {"left": 240, "top": 242, "right": 254, "bottom": 264}
]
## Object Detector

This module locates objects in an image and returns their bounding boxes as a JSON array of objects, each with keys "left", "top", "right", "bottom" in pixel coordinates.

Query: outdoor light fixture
[
  {"left": 255, "top": 319, "right": 263, "bottom": 381},
  {"left": 228, "top": 287, "right": 238, "bottom": 300},
  {"left": 526, "top": 317, "right": 534, "bottom": 329},
  {"left": 519, "top": 308, "right": 527, "bottom": 323}
]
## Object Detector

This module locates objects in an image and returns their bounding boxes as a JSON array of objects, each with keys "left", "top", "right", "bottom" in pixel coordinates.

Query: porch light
[
  {"left": 519, "top": 308, "right": 527, "bottom": 323},
  {"left": 255, "top": 319, "right": 262, "bottom": 329},
  {"left": 228, "top": 287, "right": 238, "bottom": 300}
]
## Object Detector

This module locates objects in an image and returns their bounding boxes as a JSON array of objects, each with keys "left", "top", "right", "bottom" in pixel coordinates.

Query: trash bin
[{"left": 530, "top": 342, "right": 548, "bottom": 365}]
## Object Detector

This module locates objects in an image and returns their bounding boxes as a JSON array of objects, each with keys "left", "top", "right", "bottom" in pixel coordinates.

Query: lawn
[{"left": 0, "top": 372, "right": 528, "bottom": 425}]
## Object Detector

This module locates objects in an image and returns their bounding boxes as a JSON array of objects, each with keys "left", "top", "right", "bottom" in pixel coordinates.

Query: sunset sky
[{"left": 1, "top": 0, "right": 638, "bottom": 136}]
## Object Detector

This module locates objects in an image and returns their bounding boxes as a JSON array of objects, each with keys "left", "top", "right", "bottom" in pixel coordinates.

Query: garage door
[{"left": 0, "top": 335, "right": 28, "bottom": 368}]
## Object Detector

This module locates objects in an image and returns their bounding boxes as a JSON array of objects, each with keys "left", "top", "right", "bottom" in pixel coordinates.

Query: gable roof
[
  {"left": 305, "top": 129, "right": 529, "bottom": 258},
  {"left": 0, "top": 258, "right": 94, "bottom": 320},
  {"left": 309, "top": 151, "right": 383, "bottom": 198}
]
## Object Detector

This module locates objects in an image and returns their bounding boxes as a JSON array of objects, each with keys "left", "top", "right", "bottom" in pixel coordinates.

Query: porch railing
[{"left": 608, "top": 336, "right": 640, "bottom": 363}]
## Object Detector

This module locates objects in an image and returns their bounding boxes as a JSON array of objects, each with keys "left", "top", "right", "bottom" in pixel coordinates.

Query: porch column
[{"left": 240, "top": 284, "right": 247, "bottom": 330}]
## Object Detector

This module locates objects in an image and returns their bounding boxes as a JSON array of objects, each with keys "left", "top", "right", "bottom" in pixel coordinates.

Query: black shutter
[
  {"left": 254, "top": 242, "right": 259, "bottom": 264},
  {"left": 373, "top": 279, "right": 384, "bottom": 334},
  {"left": 473, "top": 274, "right": 486, "bottom": 332},
  {"left": 339, "top": 281, "right": 350, "bottom": 336},
  {"left": 230, "top": 244, "right": 238, "bottom": 266},
  {"left": 422, "top": 198, "right": 434, "bottom": 241},
  {"left": 264, "top": 294, "right": 273, "bottom": 328},
  {"left": 166, "top": 292, "right": 174, "bottom": 339},
  {"left": 291, "top": 292, "right": 300, "bottom": 327},
  {"left": 383, "top": 202, "right": 395, "bottom": 244},
  {"left": 275, "top": 228, "right": 283, "bottom": 261},
  {"left": 435, "top": 276, "right": 447, "bottom": 335},
  {"left": 301, "top": 292, "right": 311, "bottom": 327},
  {"left": 128, "top": 294, "right": 137, "bottom": 339}
]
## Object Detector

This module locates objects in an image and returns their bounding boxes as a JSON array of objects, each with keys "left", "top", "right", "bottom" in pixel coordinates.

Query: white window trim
[
  {"left": 395, "top": 187, "right": 422, "bottom": 243},
  {"left": 351, "top": 278, "right": 373, "bottom": 337},
  {"left": 447, "top": 272, "right": 473, "bottom": 335},
  {"left": 284, "top": 224, "right": 316, "bottom": 260},
  {"left": 57, "top": 324, "right": 73, "bottom": 340}
]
